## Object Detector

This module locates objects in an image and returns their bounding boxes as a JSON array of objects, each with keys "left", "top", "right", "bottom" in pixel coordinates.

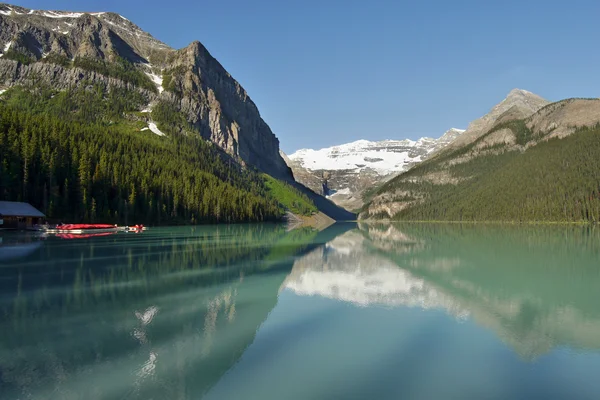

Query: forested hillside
[
  {"left": 366, "top": 124, "right": 600, "bottom": 223},
  {"left": 0, "top": 84, "right": 315, "bottom": 224}
]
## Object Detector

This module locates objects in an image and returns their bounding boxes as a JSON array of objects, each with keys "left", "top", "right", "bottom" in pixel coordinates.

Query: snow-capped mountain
[
  {"left": 284, "top": 128, "right": 465, "bottom": 210},
  {"left": 290, "top": 138, "right": 432, "bottom": 175}
]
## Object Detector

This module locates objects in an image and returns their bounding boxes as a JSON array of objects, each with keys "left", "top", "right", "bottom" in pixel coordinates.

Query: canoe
[
  {"left": 38, "top": 224, "right": 146, "bottom": 235},
  {"left": 55, "top": 224, "right": 117, "bottom": 230}
]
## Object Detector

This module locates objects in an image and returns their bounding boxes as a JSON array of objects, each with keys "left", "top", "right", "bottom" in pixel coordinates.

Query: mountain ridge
[
  {"left": 0, "top": 2, "right": 293, "bottom": 181},
  {"left": 449, "top": 88, "right": 549, "bottom": 149},
  {"left": 361, "top": 88, "right": 600, "bottom": 222}
]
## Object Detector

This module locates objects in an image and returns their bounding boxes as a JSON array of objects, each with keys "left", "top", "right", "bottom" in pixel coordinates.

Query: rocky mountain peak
[
  {"left": 507, "top": 88, "right": 534, "bottom": 97},
  {"left": 448, "top": 88, "right": 549, "bottom": 148},
  {"left": 435, "top": 127, "right": 466, "bottom": 146},
  {"left": 0, "top": 2, "right": 293, "bottom": 181},
  {"left": 503, "top": 88, "right": 548, "bottom": 110},
  {"left": 0, "top": 3, "right": 171, "bottom": 64}
]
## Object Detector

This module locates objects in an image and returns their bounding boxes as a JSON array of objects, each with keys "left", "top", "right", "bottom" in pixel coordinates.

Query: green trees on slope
[
  {"left": 384, "top": 127, "right": 600, "bottom": 223},
  {"left": 0, "top": 85, "right": 315, "bottom": 224},
  {"left": 262, "top": 175, "right": 317, "bottom": 216}
]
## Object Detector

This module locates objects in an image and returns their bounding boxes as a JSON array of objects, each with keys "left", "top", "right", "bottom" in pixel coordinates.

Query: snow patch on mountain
[
  {"left": 289, "top": 129, "right": 465, "bottom": 176},
  {"left": 145, "top": 70, "right": 164, "bottom": 93},
  {"left": 285, "top": 128, "right": 466, "bottom": 209},
  {"left": 290, "top": 140, "right": 423, "bottom": 175},
  {"left": 148, "top": 122, "right": 165, "bottom": 136},
  {"left": 41, "top": 11, "right": 84, "bottom": 18}
]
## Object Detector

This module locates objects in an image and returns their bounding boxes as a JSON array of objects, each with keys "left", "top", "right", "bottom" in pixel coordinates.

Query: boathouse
[{"left": 0, "top": 201, "right": 45, "bottom": 230}]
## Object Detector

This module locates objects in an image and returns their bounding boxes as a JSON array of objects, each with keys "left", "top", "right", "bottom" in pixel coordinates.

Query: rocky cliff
[{"left": 0, "top": 3, "right": 292, "bottom": 180}]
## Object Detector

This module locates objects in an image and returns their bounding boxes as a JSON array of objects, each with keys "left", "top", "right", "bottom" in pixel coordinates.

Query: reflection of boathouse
[{"left": 0, "top": 201, "right": 45, "bottom": 230}]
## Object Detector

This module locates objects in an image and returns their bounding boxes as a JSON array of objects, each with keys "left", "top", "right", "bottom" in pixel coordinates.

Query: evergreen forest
[
  {"left": 0, "top": 83, "right": 316, "bottom": 224},
  {"left": 373, "top": 124, "right": 600, "bottom": 223}
]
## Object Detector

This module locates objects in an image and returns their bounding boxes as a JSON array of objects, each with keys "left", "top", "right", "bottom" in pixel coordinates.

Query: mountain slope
[
  {"left": 285, "top": 128, "right": 465, "bottom": 211},
  {"left": 0, "top": 4, "right": 355, "bottom": 223},
  {"left": 0, "top": 3, "right": 291, "bottom": 180},
  {"left": 0, "top": 86, "right": 319, "bottom": 224},
  {"left": 362, "top": 90, "right": 600, "bottom": 223}
]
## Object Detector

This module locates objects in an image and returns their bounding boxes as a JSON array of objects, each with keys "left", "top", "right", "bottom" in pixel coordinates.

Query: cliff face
[
  {"left": 165, "top": 41, "right": 290, "bottom": 179},
  {"left": 0, "top": 3, "right": 292, "bottom": 180}
]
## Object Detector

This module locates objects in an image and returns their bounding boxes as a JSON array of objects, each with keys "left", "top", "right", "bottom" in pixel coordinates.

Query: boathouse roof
[{"left": 0, "top": 201, "right": 45, "bottom": 217}]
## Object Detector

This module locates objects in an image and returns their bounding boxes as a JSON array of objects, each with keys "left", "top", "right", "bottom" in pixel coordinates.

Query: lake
[{"left": 1, "top": 223, "right": 600, "bottom": 399}]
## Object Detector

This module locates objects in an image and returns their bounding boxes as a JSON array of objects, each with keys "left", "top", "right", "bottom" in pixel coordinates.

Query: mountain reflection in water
[{"left": 2, "top": 223, "right": 600, "bottom": 399}]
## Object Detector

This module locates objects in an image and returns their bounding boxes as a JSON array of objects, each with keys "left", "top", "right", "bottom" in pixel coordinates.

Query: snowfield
[
  {"left": 288, "top": 129, "right": 465, "bottom": 176},
  {"left": 289, "top": 138, "right": 433, "bottom": 175}
]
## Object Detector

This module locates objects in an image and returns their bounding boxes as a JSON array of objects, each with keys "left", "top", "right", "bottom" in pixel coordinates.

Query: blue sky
[{"left": 9, "top": 0, "right": 600, "bottom": 152}]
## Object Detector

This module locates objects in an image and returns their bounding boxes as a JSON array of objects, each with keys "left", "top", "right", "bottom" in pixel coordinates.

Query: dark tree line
[
  {"left": 0, "top": 84, "right": 311, "bottom": 224},
  {"left": 373, "top": 125, "right": 600, "bottom": 223}
]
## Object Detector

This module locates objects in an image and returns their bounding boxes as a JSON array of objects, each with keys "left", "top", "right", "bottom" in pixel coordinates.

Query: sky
[{"left": 9, "top": 0, "right": 600, "bottom": 153}]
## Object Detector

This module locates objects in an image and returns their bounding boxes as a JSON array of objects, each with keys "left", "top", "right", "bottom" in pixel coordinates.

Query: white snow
[
  {"left": 145, "top": 71, "right": 164, "bottom": 93},
  {"left": 51, "top": 28, "right": 69, "bottom": 34},
  {"left": 1, "top": 9, "right": 110, "bottom": 18},
  {"left": 289, "top": 139, "right": 418, "bottom": 175},
  {"left": 0, "top": 6, "right": 24, "bottom": 15},
  {"left": 0, "top": 7, "right": 22, "bottom": 15},
  {"left": 289, "top": 129, "right": 466, "bottom": 176},
  {"left": 148, "top": 122, "right": 165, "bottom": 136},
  {"left": 0, "top": 89, "right": 7, "bottom": 95},
  {"left": 140, "top": 127, "right": 149, "bottom": 131},
  {"left": 3, "top": 41, "right": 12, "bottom": 52},
  {"left": 140, "top": 108, "right": 151, "bottom": 113},
  {"left": 41, "top": 11, "right": 84, "bottom": 18}
]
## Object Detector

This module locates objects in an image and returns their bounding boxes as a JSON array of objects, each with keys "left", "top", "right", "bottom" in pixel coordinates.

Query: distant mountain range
[{"left": 284, "top": 128, "right": 465, "bottom": 211}]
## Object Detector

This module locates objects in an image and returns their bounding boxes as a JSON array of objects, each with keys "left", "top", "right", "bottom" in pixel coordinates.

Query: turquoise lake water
[{"left": 1, "top": 223, "right": 600, "bottom": 399}]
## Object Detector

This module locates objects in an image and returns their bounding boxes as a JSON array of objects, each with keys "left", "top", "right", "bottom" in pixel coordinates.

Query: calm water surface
[{"left": 1, "top": 223, "right": 600, "bottom": 399}]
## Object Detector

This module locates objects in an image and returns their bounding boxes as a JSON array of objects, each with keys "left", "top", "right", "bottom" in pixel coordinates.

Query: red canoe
[{"left": 56, "top": 224, "right": 117, "bottom": 230}]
